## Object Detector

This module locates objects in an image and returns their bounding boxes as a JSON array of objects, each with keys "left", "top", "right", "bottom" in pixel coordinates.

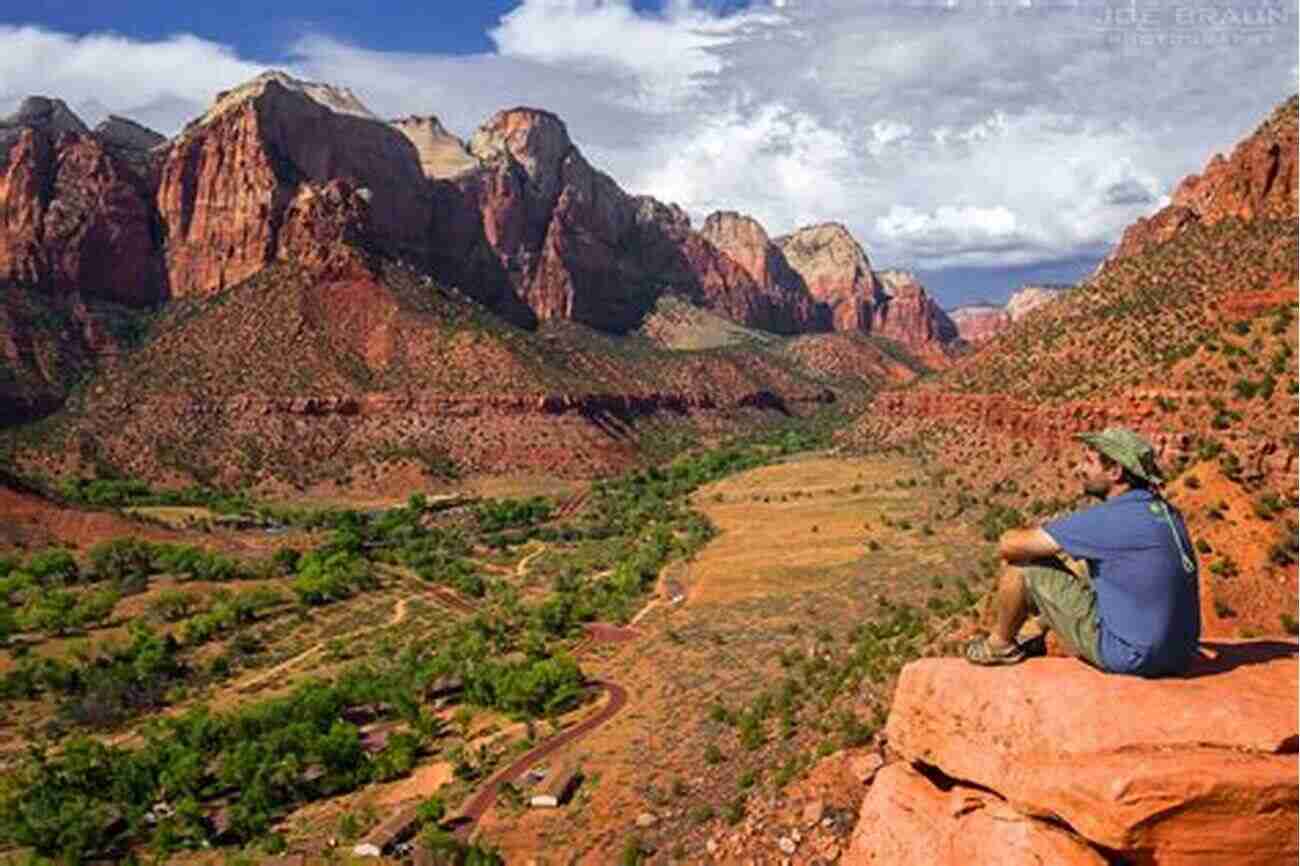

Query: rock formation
[
  {"left": 949, "top": 284, "right": 1070, "bottom": 343},
  {"left": 156, "top": 70, "right": 431, "bottom": 296},
  {"left": 1105, "top": 95, "right": 1297, "bottom": 268},
  {"left": 428, "top": 110, "right": 834, "bottom": 334},
  {"left": 390, "top": 115, "right": 479, "bottom": 180},
  {"left": 947, "top": 303, "right": 1009, "bottom": 344},
  {"left": 846, "top": 645, "right": 1299, "bottom": 865},
  {"left": 699, "top": 211, "right": 825, "bottom": 333},
  {"left": 872, "top": 269, "right": 960, "bottom": 352},
  {"left": 0, "top": 97, "right": 162, "bottom": 305},
  {"left": 91, "top": 115, "right": 165, "bottom": 174},
  {"left": 776, "top": 222, "right": 880, "bottom": 332},
  {"left": 1006, "top": 282, "right": 1070, "bottom": 321}
]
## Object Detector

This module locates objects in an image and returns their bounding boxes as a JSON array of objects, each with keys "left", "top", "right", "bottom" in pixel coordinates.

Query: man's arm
[{"left": 998, "top": 527, "right": 1061, "bottom": 564}]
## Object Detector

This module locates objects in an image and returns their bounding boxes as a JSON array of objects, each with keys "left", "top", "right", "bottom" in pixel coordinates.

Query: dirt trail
[
  {"left": 516, "top": 543, "right": 548, "bottom": 578},
  {"left": 237, "top": 593, "right": 410, "bottom": 694}
]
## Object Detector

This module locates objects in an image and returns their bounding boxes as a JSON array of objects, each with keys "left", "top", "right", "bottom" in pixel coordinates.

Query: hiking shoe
[
  {"left": 1018, "top": 632, "right": 1047, "bottom": 658},
  {"left": 964, "top": 636, "right": 1026, "bottom": 666}
]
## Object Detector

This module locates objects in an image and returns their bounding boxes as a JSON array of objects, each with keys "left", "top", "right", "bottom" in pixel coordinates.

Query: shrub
[
  {"left": 88, "top": 538, "right": 155, "bottom": 582},
  {"left": 24, "top": 549, "right": 79, "bottom": 585}
]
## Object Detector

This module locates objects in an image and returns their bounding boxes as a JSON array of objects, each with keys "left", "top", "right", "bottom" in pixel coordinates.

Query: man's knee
[{"left": 998, "top": 565, "right": 1027, "bottom": 594}]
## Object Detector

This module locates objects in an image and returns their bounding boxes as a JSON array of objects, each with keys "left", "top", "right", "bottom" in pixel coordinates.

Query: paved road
[{"left": 451, "top": 679, "right": 628, "bottom": 837}]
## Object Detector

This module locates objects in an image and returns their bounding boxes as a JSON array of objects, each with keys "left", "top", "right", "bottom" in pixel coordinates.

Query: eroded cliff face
[
  {"left": 156, "top": 70, "right": 431, "bottom": 297},
  {"left": 428, "top": 111, "right": 834, "bottom": 334},
  {"left": 873, "top": 269, "right": 960, "bottom": 353},
  {"left": 948, "top": 304, "right": 1009, "bottom": 343},
  {"left": 1106, "top": 95, "right": 1297, "bottom": 267},
  {"left": 777, "top": 223, "right": 881, "bottom": 333},
  {"left": 0, "top": 97, "right": 162, "bottom": 306},
  {"left": 699, "top": 211, "right": 826, "bottom": 333}
]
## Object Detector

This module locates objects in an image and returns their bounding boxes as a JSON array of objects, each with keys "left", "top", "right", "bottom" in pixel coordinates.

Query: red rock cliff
[
  {"left": 156, "top": 70, "right": 431, "bottom": 297},
  {"left": 872, "top": 269, "right": 960, "bottom": 354},
  {"left": 1106, "top": 95, "right": 1297, "bottom": 267},
  {"left": 0, "top": 97, "right": 162, "bottom": 305},
  {"left": 776, "top": 222, "right": 881, "bottom": 332}
]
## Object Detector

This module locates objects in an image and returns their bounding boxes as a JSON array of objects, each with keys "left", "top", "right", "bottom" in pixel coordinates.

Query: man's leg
[
  {"left": 991, "top": 565, "right": 1032, "bottom": 652},
  {"left": 1021, "top": 560, "right": 1104, "bottom": 669}
]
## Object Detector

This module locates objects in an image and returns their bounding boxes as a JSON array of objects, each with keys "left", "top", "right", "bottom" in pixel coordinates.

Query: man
[{"left": 965, "top": 427, "right": 1201, "bottom": 676}]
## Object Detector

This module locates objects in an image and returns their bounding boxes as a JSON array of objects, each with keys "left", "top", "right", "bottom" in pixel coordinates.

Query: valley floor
[{"left": 472, "top": 452, "right": 987, "bottom": 863}]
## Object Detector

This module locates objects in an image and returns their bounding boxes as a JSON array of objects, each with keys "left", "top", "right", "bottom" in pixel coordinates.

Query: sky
[{"left": 1, "top": 0, "right": 1296, "bottom": 307}]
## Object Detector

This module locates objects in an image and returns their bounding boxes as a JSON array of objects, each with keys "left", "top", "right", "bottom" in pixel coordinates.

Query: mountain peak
[
  {"left": 468, "top": 107, "right": 572, "bottom": 172},
  {"left": 390, "top": 115, "right": 479, "bottom": 180},
  {"left": 199, "top": 69, "right": 378, "bottom": 129},
  {"left": 0, "top": 96, "right": 90, "bottom": 137}
]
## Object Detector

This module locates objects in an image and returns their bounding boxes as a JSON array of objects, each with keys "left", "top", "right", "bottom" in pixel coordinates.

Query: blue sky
[{"left": 1, "top": 0, "right": 1296, "bottom": 306}]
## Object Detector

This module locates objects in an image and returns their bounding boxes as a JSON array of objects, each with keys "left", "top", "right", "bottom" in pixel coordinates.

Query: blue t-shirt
[{"left": 1043, "top": 489, "right": 1201, "bottom": 676}]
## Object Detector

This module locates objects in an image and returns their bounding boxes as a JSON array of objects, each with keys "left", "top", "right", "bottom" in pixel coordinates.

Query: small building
[{"left": 529, "top": 760, "right": 582, "bottom": 808}]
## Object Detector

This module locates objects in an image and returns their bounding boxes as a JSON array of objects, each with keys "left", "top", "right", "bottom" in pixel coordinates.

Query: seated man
[{"left": 965, "top": 427, "right": 1201, "bottom": 676}]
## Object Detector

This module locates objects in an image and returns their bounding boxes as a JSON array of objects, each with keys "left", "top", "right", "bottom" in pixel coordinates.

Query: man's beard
[{"left": 1082, "top": 476, "right": 1111, "bottom": 498}]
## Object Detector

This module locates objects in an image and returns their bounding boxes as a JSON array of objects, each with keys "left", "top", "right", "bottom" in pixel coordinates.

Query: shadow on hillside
[{"left": 1180, "top": 639, "right": 1297, "bottom": 679}]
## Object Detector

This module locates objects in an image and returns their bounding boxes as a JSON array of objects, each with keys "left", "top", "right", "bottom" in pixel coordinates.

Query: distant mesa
[{"left": 949, "top": 283, "right": 1071, "bottom": 344}]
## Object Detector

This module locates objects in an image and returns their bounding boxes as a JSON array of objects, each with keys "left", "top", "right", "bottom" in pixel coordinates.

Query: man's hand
[{"left": 998, "top": 527, "right": 1061, "bottom": 564}]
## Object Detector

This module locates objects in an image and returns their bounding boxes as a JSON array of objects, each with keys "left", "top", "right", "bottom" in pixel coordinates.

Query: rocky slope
[
  {"left": 1105, "top": 95, "right": 1297, "bottom": 268},
  {"left": 845, "top": 95, "right": 1299, "bottom": 639},
  {"left": 6, "top": 257, "right": 873, "bottom": 491},
  {"left": 847, "top": 645, "right": 1298, "bottom": 865}
]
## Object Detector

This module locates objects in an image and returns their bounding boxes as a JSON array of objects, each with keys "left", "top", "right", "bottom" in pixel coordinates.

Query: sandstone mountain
[
  {"left": 1, "top": 70, "right": 967, "bottom": 438},
  {"left": 872, "top": 269, "right": 961, "bottom": 360},
  {"left": 947, "top": 302, "right": 1009, "bottom": 344},
  {"left": 949, "top": 283, "right": 1071, "bottom": 344},
  {"left": 776, "top": 222, "right": 880, "bottom": 332},
  {"left": 847, "top": 94, "right": 1299, "bottom": 639}
]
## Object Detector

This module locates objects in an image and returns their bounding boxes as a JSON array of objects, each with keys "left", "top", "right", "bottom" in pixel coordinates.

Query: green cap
[{"left": 1076, "top": 427, "right": 1164, "bottom": 484}]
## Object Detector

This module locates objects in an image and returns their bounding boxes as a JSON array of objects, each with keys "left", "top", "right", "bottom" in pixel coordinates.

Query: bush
[
  {"left": 88, "top": 538, "right": 155, "bottom": 582},
  {"left": 292, "top": 550, "right": 374, "bottom": 605},
  {"left": 24, "top": 549, "right": 79, "bottom": 585}
]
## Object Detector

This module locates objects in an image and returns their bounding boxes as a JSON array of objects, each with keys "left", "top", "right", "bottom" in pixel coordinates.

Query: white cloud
[
  {"left": 0, "top": 25, "right": 264, "bottom": 131},
  {"left": 625, "top": 101, "right": 857, "bottom": 231},
  {"left": 0, "top": 0, "right": 1294, "bottom": 298}
]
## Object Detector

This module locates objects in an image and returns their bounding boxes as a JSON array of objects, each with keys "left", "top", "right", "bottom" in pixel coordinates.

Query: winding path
[{"left": 450, "top": 680, "right": 628, "bottom": 837}]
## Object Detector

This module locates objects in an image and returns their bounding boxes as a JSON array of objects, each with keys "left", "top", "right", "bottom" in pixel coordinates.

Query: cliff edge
[{"left": 846, "top": 641, "right": 1298, "bottom": 865}]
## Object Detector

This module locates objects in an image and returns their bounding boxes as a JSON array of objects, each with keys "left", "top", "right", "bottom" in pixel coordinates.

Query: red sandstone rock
[
  {"left": 948, "top": 304, "right": 1009, "bottom": 343},
  {"left": 157, "top": 70, "right": 430, "bottom": 297},
  {"left": 872, "top": 269, "right": 960, "bottom": 357},
  {"left": 1104, "top": 95, "right": 1296, "bottom": 268},
  {"left": 0, "top": 98, "right": 161, "bottom": 305},
  {"left": 777, "top": 222, "right": 880, "bottom": 332},
  {"left": 879, "top": 646, "right": 1299, "bottom": 865},
  {"left": 845, "top": 762, "right": 1107, "bottom": 866},
  {"left": 698, "top": 211, "right": 825, "bottom": 333}
]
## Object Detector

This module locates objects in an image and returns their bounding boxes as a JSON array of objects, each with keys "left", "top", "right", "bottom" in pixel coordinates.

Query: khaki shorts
[{"left": 1022, "top": 556, "right": 1104, "bottom": 669}]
